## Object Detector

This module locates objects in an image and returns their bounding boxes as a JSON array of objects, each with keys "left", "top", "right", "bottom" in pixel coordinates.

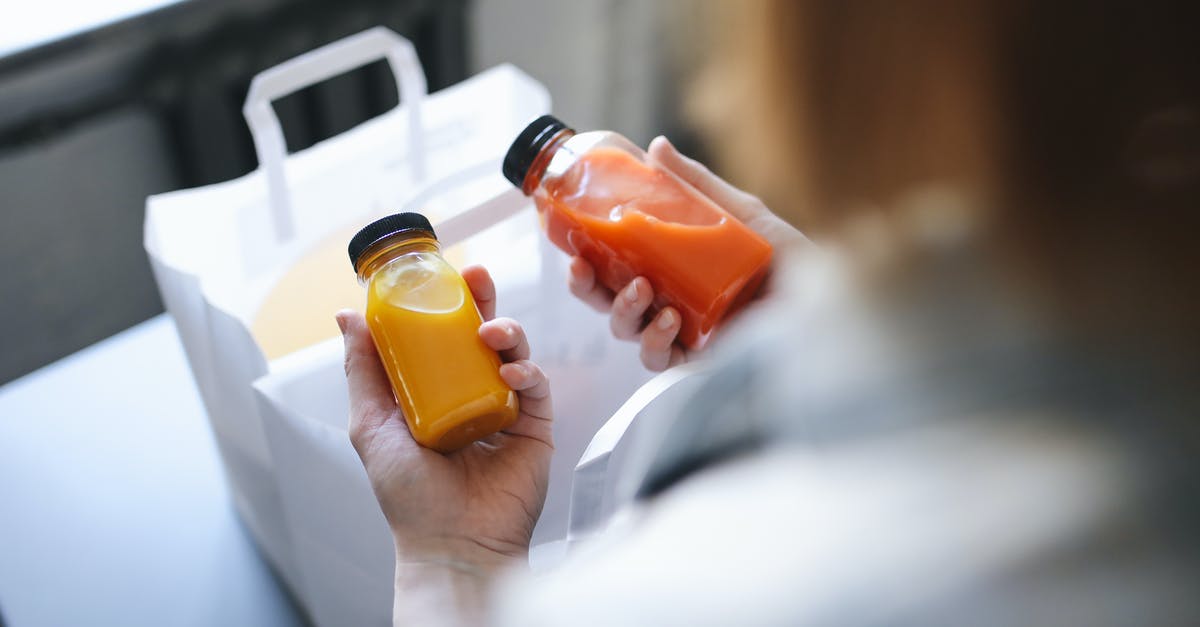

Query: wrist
[
  {"left": 392, "top": 546, "right": 523, "bottom": 627},
  {"left": 393, "top": 533, "right": 527, "bottom": 572}
]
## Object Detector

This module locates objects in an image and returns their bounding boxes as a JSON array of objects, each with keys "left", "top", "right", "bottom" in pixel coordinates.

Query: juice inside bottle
[
  {"left": 352, "top": 213, "right": 518, "bottom": 452},
  {"left": 505, "top": 115, "right": 773, "bottom": 350},
  {"left": 253, "top": 223, "right": 471, "bottom": 361}
]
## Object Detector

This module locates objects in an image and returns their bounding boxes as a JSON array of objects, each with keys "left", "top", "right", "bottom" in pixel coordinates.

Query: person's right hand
[
  {"left": 567, "top": 136, "right": 807, "bottom": 371},
  {"left": 338, "top": 266, "right": 553, "bottom": 626}
]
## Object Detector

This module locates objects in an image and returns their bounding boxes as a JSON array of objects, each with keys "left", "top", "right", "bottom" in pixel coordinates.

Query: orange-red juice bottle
[
  {"left": 503, "top": 115, "right": 773, "bottom": 350},
  {"left": 348, "top": 212, "right": 518, "bottom": 452}
]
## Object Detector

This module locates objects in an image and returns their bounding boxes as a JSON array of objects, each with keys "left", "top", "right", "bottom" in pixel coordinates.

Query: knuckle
[
  {"left": 347, "top": 420, "right": 369, "bottom": 451},
  {"left": 348, "top": 410, "right": 387, "bottom": 451}
]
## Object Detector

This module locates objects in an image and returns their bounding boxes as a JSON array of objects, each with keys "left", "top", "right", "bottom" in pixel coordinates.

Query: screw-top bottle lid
[
  {"left": 502, "top": 114, "right": 573, "bottom": 189},
  {"left": 348, "top": 212, "right": 436, "bottom": 271}
]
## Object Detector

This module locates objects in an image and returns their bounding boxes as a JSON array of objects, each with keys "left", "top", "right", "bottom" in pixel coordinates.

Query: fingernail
[
  {"left": 657, "top": 309, "right": 676, "bottom": 330},
  {"left": 335, "top": 312, "right": 348, "bottom": 335},
  {"left": 625, "top": 281, "right": 640, "bottom": 303}
]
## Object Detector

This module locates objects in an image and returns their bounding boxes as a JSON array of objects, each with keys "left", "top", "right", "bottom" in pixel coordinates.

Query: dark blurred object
[{"left": 0, "top": 0, "right": 468, "bottom": 384}]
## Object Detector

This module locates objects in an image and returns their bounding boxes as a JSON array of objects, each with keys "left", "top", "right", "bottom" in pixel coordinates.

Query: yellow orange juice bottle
[{"left": 348, "top": 212, "right": 518, "bottom": 452}]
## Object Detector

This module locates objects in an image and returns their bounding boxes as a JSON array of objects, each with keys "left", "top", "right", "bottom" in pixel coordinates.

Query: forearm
[{"left": 392, "top": 550, "right": 519, "bottom": 627}]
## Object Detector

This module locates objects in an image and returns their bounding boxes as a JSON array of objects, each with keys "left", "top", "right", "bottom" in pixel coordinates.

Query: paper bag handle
[{"left": 243, "top": 27, "right": 428, "bottom": 241}]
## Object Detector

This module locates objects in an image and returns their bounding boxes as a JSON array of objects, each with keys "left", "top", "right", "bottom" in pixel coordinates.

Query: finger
[
  {"left": 666, "top": 345, "right": 688, "bottom": 369},
  {"left": 461, "top": 265, "right": 497, "bottom": 321},
  {"left": 567, "top": 256, "right": 615, "bottom": 312},
  {"left": 649, "top": 136, "right": 808, "bottom": 250},
  {"left": 479, "top": 317, "right": 531, "bottom": 362},
  {"left": 499, "top": 360, "right": 552, "bottom": 420},
  {"left": 647, "top": 136, "right": 768, "bottom": 224},
  {"left": 639, "top": 307, "right": 682, "bottom": 372},
  {"left": 609, "top": 277, "right": 654, "bottom": 341},
  {"left": 499, "top": 360, "right": 554, "bottom": 447},
  {"left": 337, "top": 310, "right": 401, "bottom": 454}
]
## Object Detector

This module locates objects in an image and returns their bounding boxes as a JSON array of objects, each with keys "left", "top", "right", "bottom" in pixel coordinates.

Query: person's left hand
[
  {"left": 566, "top": 136, "right": 808, "bottom": 371},
  {"left": 336, "top": 264, "right": 553, "bottom": 577}
]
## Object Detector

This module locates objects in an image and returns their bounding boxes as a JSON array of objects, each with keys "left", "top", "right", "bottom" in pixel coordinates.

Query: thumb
[
  {"left": 337, "top": 310, "right": 400, "bottom": 455},
  {"left": 648, "top": 136, "right": 810, "bottom": 250},
  {"left": 647, "top": 135, "right": 770, "bottom": 224}
]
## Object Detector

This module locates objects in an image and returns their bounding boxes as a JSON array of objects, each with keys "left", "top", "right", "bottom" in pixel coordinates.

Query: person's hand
[
  {"left": 337, "top": 265, "right": 552, "bottom": 625},
  {"left": 568, "top": 136, "right": 807, "bottom": 371}
]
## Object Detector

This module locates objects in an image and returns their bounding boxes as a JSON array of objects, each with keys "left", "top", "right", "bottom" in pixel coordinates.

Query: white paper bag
[
  {"left": 567, "top": 362, "right": 711, "bottom": 547},
  {"left": 145, "top": 28, "right": 653, "bottom": 626}
]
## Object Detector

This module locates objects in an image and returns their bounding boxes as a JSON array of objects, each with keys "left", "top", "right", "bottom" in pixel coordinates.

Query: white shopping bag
[
  {"left": 566, "top": 362, "right": 712, "bottom": 547},
  {"left": 144, "top": 28, "right": 653, "bottom": 627}
]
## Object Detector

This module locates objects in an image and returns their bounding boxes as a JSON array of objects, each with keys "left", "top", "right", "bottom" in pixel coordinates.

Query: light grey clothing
[{"left": 499, "top": 244, "right": 1200, "bottom": 626}]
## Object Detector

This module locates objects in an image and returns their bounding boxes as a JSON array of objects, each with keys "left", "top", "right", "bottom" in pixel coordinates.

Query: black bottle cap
[
  {"left": 348, "top": 212, "right": 436, "bottom": 271},
  {"left": 502, "top": 114, "right": 573, "bottom": 189}
]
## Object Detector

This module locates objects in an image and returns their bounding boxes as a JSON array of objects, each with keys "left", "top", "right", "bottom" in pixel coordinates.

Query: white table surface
[{"left": 0, "top": 314, "right": 307, "bottom": 627}]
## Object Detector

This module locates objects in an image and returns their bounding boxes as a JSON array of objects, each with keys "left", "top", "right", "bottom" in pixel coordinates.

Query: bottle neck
[
  {"left": 354, "top": 235, "right": 440, "bottom": 285},
  {"left": 521, "top": 128, "right": 575, "bottom": 195}
]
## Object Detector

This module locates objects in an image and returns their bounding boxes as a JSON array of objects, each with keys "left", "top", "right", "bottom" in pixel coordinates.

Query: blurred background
[{"left": 0, "top": 0, "right": 698, "bottom": 384}]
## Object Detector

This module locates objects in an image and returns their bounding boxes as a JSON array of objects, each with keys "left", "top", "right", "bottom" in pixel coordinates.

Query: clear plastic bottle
[
  {"left": 503, "top": 115, "right": 773, "bottom": 350},
  {"left": 349, "top": 212, "right": 518, "bottom": 452}
]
